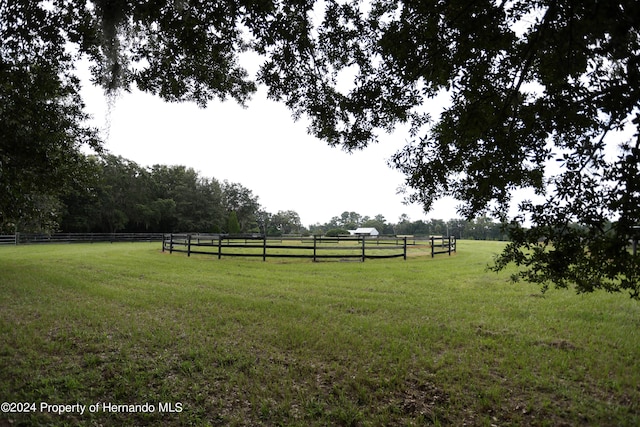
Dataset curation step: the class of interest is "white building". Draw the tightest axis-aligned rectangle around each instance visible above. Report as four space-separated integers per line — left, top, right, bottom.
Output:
348 227 379 236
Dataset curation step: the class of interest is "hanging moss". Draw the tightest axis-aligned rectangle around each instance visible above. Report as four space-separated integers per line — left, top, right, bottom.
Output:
93 0 130 92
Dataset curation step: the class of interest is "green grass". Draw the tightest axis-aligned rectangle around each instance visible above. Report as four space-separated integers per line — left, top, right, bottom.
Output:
1 241 638 426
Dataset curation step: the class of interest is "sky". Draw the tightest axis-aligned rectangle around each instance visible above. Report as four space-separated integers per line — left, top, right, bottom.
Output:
79 67 634 229
75 6 637 229
80 73 461 227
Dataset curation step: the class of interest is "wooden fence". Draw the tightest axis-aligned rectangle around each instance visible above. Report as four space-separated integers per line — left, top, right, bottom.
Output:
430 235 457 257
0 232 457 260
0 234 17 245
163 234 412 261
0 233 164 245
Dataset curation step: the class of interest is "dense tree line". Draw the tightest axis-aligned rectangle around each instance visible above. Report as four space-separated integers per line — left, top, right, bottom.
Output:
2 154 261 234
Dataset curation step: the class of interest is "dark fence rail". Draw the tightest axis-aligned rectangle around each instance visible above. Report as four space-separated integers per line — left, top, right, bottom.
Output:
0 234 16 245
163 234 456 261
0 233 164 245
163 233 410 261
430 235 457 257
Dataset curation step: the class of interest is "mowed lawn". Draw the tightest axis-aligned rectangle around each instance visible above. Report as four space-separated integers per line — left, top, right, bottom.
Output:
1 241 638 426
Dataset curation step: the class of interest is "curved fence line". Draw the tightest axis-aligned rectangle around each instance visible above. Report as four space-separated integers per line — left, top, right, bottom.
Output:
429 235 457 257
163 234 457 261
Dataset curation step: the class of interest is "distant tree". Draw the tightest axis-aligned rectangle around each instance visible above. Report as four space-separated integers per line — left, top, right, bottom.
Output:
398 214 410 224
358 214 390 235
94 155 142 233
7 195 63 234
325 228 349 237
428 219 446 236
308 223 328 236
191 177 225 232
361 218 385 234
336 211 362 230
392 214 410 235
447 219 467 240
271 210 302 235
326 216 341 229
227 211 241 234
256 210 272 236
150 165 225 232
54 155 101 233
393 221 409 236
222 181 260 233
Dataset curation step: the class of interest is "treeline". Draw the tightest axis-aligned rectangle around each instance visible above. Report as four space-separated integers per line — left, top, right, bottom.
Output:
308 211 508 240
4 154 265 234
4 153 508 240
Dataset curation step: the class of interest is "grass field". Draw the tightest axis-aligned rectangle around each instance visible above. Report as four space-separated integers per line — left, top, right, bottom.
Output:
1 241 638 426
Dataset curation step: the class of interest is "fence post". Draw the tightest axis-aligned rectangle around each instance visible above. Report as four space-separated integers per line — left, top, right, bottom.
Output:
263 234 267 262
169 234 173 254
162 234 165 252
187 234 191 257
403 237 407 260
313 235 317 262
361 236 366 262
431 236 434 258
218 235 222 260
448 236 452 256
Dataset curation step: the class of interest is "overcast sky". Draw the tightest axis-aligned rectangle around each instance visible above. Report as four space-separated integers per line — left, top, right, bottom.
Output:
80 73 461 227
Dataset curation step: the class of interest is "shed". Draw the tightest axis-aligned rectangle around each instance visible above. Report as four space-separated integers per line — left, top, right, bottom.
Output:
351 227 379 236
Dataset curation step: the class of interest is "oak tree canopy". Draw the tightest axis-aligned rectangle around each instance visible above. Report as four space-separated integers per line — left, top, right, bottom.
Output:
1 0 639 297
